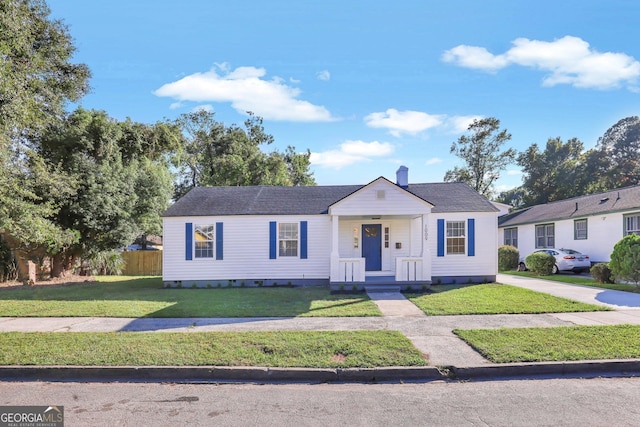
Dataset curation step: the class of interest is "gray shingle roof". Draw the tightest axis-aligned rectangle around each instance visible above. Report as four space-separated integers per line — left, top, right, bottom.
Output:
498 185 640 227
162 180 498 217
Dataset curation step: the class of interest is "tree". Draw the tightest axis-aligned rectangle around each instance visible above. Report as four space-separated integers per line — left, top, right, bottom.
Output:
38 108 177 276
0 0 90 280
515 137 586 206
444 117 515 198
494 186 526 210
0 0 90 146
609 234 640 286
587 116 640 191
173 110 315 199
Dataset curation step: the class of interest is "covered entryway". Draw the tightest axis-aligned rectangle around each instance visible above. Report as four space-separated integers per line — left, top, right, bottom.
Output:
327 176 433 289
362 224 382 271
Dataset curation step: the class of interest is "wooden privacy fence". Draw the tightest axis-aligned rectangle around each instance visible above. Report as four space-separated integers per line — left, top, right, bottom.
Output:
121 250 162 276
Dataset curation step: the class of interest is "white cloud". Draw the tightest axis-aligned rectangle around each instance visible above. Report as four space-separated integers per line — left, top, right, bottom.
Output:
365 109 445 136
310 140 395 169
154 64 335 122
506 169 522 176
316 70 331 81
425 157 442 165
495 184 519 193
169 101 184 110
442 35 640 90
364 109 482 136
441 45 508 72
446 115 483 133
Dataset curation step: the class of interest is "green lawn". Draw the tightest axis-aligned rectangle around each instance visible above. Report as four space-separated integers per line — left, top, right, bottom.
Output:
0 277 381 317
0 330 427 368
505 271 640 293
405 283 607 315
455 324 640 363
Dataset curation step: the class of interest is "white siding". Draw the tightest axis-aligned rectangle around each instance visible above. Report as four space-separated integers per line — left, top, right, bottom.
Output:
430 212 498 277
163 215 331 282
501 211 634 263
329 178 432 216
337 219 414 272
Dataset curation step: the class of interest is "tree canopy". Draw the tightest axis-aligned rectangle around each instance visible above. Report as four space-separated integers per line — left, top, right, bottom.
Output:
444 117 516 198
0 0 90 147
497 116 640 209
173 110 315 199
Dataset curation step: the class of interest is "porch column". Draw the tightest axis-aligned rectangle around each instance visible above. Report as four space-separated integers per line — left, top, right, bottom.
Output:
329 215 340 281
421 214 432 280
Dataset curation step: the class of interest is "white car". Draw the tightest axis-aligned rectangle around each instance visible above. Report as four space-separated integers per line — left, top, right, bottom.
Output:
520 248 590 274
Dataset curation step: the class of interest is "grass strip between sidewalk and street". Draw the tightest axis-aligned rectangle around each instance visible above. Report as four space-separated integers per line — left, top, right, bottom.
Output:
406 283 607 315
0 277 381 318
506 271 640 293
0 331 427 368
454 324 640 363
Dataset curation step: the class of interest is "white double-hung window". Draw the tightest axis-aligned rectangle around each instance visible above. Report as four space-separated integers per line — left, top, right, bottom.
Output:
278 222 299 257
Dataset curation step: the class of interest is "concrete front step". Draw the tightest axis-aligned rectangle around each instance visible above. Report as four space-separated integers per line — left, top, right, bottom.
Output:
364 285 401 293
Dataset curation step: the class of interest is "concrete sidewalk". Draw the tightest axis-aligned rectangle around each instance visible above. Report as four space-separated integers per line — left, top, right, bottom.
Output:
3 277 640 382
2 310 640 368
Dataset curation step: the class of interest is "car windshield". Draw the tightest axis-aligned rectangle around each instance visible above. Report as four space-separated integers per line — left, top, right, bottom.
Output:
561 249 581 254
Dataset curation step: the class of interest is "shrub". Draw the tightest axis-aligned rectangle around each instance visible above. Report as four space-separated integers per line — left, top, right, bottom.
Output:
590 263 613 284
610 234 640 285
525 252 555 276
498 245 519 271
86 250 124 275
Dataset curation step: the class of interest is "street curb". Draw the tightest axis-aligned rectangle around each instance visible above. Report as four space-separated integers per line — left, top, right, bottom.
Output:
450 360 640 380
1 361 640 383
0 366 444 383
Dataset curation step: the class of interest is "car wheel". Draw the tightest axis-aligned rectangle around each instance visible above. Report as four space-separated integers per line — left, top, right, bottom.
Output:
518 262 527 271
552 264 559 274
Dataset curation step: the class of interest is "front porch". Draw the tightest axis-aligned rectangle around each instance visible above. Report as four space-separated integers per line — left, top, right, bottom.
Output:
329 257 432 292
326 176 435 292
329 273 432 293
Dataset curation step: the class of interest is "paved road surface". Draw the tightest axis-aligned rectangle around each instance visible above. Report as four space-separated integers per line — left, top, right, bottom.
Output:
1 378 640 426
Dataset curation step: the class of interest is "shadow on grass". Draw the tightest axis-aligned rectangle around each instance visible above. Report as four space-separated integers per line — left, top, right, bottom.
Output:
0 276 378 319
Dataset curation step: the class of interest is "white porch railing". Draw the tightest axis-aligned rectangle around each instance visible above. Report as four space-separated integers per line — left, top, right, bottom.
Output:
395 257 423 281
336 258 365 282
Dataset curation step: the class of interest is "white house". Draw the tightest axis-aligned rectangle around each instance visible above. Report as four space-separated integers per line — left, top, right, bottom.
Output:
498 185 640 263
162 167 499 289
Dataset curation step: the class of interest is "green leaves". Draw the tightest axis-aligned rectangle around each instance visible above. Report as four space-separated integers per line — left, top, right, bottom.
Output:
444 117 515 198
173 110 315 198
610 234 640 285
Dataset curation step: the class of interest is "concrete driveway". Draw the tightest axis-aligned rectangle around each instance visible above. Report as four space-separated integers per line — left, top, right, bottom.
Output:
497 273 640 310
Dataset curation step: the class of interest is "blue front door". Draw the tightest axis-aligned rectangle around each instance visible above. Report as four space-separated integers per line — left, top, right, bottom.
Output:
362 224 382 271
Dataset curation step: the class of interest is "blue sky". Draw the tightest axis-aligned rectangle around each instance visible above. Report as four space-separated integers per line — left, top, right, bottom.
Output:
48 0 640 192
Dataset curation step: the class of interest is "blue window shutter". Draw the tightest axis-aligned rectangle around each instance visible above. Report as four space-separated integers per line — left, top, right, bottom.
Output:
269 221 277 259
300 221 308 259
216 222 223 260
437 219 445 257
185 222 193 261
468 218 475 256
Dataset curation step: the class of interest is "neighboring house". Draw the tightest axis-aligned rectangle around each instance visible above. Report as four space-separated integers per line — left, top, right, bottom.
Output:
498 185 640 263
162 167 499 289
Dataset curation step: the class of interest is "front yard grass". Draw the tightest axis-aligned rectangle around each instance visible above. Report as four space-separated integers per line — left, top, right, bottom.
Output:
506 271 640 293
406 283 607 315
455 324 640 363
0 330 427 368
0 277 381 318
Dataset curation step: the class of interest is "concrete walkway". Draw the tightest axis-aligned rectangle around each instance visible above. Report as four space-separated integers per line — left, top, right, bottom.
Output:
2 276 640 381
498 273 640 310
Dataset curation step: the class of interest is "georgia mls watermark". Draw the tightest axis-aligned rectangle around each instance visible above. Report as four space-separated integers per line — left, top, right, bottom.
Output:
0 406 63 427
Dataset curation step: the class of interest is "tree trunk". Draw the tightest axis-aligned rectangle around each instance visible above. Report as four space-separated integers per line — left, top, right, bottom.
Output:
51 251 74 278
